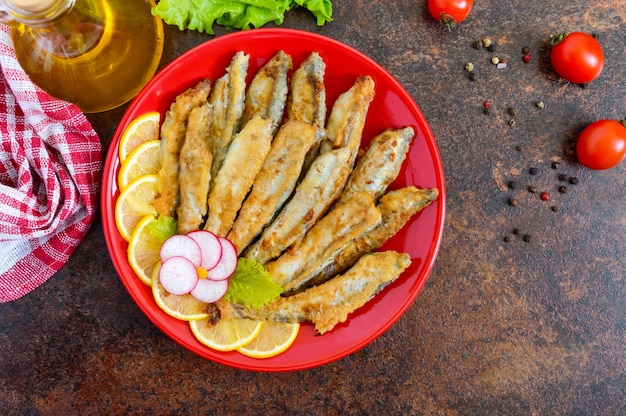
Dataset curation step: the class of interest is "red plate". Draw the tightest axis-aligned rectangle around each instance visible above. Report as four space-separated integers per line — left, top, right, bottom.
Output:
101 28 446 372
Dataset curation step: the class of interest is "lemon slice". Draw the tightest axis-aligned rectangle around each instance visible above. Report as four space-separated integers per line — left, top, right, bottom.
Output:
190 318 263 352
115 174 158 241
127 214 166 285
118 140 162 191
118 111 161 164
151 263 211 320
237 321 300 359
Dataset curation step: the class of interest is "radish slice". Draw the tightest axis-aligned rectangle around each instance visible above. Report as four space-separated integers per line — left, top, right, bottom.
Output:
190 278 229 303
187 230 222 271
159 256 199 295
160 234 202 267
206 238 238 281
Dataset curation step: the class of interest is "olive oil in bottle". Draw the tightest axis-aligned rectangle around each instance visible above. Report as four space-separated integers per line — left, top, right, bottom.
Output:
1 0 164 113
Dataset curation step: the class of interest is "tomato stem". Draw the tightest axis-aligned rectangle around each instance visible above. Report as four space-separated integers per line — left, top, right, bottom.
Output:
619 117 626 129
439 13 457 30
550 32 569 46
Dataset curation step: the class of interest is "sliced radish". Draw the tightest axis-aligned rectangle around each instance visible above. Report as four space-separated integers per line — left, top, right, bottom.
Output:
206 237 238 281
159 256 199 295
190 278 229 303
187 230 222 271
160 234 202 267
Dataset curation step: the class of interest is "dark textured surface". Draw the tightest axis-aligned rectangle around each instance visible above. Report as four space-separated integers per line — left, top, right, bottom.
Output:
2 1 625 414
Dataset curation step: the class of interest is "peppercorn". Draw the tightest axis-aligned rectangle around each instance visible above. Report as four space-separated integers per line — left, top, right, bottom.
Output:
491 57 500 65
504 236 510 243
468 72 476 81
551 161 560 169
558 173 568 182
522 47 530 54
508 107 517 116
569 177 579 185
523 234 531 242
535 101 545 109
558 185 568 194
483 38 493 47
522 54 531 63
540 192 549 201
487 43 497 52
529 167 538 175
473 40 483 49
508 198 518 206
508 181 517 189
513 228 521 235
551 206 558 212
465 62 474 72
516 145 523 152
528 185 536 193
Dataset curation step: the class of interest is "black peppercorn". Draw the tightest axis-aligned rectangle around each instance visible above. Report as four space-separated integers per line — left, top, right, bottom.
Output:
522 46 530 54
569 177 579 185
516 145 523 152
468 72 476 81
529 167 538 175
487 43 496 52
551 206 558 212
513 228 521 235
523 234 531 242
558 173 568 182
508 181 517 189
504 236 510 243
528 185 536 193
508 107 517 116
558 185 568 193
551 161 560 169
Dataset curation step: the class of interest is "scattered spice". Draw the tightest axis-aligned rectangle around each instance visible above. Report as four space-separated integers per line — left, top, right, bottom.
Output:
551 161 560 169
468 72 476 81
522 53 531 63
516 145 523 152
529 167 539 175
509 118 516 126
522 46 530 54
535 101 545 109
558 185 568 194
523 234 531 242
497 62 507 69
508 181 517 189
508 198 518 206
483 100 492 115
558 173 568 182
528 185 536 193
508 107 517 116
491 57 500 65
569 177 579 185
487 43 497 52
540 191 550 201
551 206 558 212
513 228 521 235
464 62 474 72
483 38 493 47
504 236 510 243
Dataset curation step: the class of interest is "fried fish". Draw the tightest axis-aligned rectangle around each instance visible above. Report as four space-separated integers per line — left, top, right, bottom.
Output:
203 115 274 238
265 191 382 294
338 126 414 205
154 79 211 217
208 52 249 186
241 50 292 128
243 146 352 264
227 120 324 253
176 103 213 234
286 52 327 127
217 250 412 334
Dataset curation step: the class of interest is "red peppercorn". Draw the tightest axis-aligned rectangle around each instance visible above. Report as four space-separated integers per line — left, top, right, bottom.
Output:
540 192 549 201
522 53 531 63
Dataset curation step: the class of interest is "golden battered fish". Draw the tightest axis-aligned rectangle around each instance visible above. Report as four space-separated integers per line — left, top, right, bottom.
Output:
265 191 382 293
241 50 292 128
227 120 324 253
286 52 327 127
243 146 353 264
338 126 414 205
203 115 274 238
320 75 375 166
176 103 213 234
305 186 439 288
218 250 412 334
154 79 211 217
208 52 249 186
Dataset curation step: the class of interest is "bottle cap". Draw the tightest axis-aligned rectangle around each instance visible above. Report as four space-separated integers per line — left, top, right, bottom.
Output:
6 0 57 13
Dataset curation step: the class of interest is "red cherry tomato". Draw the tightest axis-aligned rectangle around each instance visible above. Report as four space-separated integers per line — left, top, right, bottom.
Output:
550 32 604 84
428 0 473 29
576 119 626 170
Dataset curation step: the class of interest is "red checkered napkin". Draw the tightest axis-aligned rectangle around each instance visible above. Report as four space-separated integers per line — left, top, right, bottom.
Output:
0 25 102 302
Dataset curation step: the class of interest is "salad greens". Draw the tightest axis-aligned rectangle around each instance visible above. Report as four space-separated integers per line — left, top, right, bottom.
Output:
224 258 283 308
152 0 333 35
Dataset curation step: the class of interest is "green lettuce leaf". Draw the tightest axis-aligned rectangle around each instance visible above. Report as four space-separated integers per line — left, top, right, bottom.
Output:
152 0 332 34
224 258 283 308
147 215 177 243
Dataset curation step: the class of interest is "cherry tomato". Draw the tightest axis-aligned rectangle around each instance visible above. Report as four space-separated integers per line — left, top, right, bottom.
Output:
428 0 473 29
550 32 604 84
576 119 626 170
